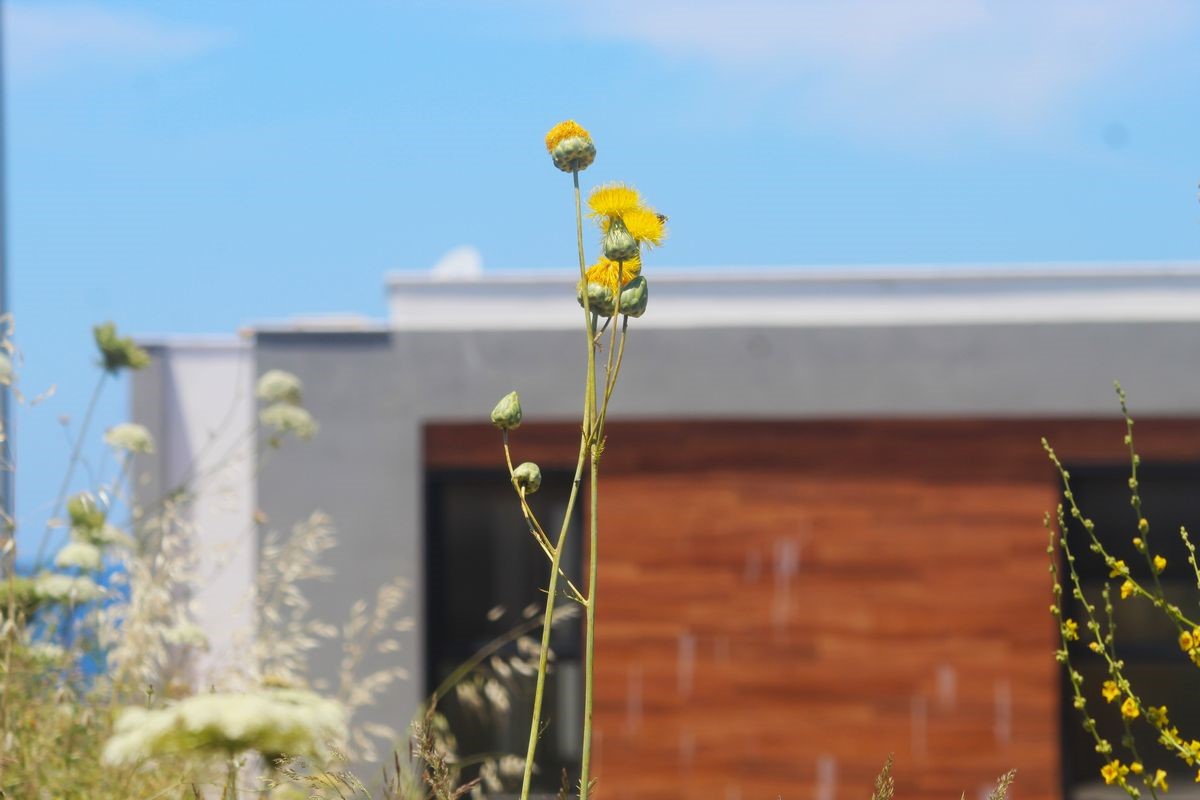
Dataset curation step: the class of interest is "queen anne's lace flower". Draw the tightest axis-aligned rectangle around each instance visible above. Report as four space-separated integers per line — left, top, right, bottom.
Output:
102 689 347 764
256 370 303 405
104 423 155 455
34 573 105 604
54 541 103 572
260 403 318 440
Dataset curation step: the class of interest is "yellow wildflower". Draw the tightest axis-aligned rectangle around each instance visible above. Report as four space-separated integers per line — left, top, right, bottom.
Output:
1102 680 1121 703
1102 760 1129 786
1063 619 1079 640
584 255 642 295
1133 536 1145 551
1154 555 1167 573
1151 770 1168 791
1089 641 1103 653
588 184 641 218
1121 579 1137 600
1121 696 1140 720
1110 560 1129 578
1130 762 1144 775
545 120 591 152
1181 631 1194 652
620 206 667 247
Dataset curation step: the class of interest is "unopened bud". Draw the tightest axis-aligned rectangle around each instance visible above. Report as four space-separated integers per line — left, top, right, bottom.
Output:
490 391 523 431
512 462 542 494
619 276 648 318
577 282 616 317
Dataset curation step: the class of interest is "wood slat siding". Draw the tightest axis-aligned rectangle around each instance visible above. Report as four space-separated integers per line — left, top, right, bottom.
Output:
425 419 1200 800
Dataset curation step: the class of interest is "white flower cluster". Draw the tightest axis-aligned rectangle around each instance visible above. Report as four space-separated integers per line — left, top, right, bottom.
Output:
102 689 347 765
256 369 318 440
256 369 303 405
34 573 105 604
103 422 156 455
53 541 103 572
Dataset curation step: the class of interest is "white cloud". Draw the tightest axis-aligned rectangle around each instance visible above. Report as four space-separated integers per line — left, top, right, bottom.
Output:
560 0 1196 136
4 2 228 82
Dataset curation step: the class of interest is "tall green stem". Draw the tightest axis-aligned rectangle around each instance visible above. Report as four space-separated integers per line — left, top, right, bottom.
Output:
518 170 597 800
579 445 599 800
34 371 107 568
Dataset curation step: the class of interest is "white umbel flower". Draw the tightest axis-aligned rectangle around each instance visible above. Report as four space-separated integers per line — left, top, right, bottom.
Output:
104 422 155 454
260 403 318 440
53 541 103 571
103 689 347 765
34 573 105 603
256 370 303 405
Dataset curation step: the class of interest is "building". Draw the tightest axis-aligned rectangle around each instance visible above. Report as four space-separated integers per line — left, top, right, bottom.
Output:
132 263 1200 800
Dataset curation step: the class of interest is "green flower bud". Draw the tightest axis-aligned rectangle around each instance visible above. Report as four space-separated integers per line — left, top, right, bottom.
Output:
512 462 542 494
67 493 106 532
93 322 150 374
602 218 639 262
490 391 523 431
577 281 616 317
619 276 648 318
551 137 596 173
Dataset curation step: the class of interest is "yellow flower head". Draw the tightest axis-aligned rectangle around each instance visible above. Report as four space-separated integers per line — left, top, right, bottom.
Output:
588 184 641 219
1154 555 1167 573
620 206 667 247
545 120 592 152
1063 619 1079 640
1120 579 1136 600
1133 536 1145 551
1102 760 1130 786
1102 680 1121 703
1151 769 1169 791
1130 762 1144 775
1121 696 1140 720
1110 559 1129 578
585 255 642 295
1088 641 1103 653
1181 631 1194 652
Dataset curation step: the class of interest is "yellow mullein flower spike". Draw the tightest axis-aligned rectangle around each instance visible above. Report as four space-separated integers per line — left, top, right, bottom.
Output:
588 184 641 218
1102 681 1121 703
585 255 642 295
1121 696 1140 719
621 206 667 247
545 120 591 152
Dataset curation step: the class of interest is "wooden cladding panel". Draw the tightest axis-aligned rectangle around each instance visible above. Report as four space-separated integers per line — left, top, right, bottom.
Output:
425 419 1200 800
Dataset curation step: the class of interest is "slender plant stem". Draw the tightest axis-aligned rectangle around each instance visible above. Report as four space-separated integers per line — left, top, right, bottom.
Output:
34 372 107 568
579 444 599 800
518 169 597 800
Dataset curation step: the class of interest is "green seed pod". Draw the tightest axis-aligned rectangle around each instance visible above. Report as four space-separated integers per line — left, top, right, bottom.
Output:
602 218 639 262
551 137 596 173
577 281 616 317
619 276 648 318
490 391 523 431
512 462 542 494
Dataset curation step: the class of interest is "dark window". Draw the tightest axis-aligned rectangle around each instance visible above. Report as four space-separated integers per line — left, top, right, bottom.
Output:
426 469 584 797
1060 462 1200 800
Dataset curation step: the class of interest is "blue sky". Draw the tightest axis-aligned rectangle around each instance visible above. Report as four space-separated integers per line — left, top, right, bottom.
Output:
5 0 1200 563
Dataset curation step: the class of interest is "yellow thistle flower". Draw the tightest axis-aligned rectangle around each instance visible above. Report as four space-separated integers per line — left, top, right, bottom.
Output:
1151 769 1168 791
588 184 641 219
585 255 642 295
1130 762 1144 775
1102 680 1121 703
1181 631 1194 652
1102 760 1129 786
544 120 595 172
620 206 667 247
1120 579 1136 600
1063 619 1079 640
1154 555 1167 573
545 120 591 152
1121 696 1140 720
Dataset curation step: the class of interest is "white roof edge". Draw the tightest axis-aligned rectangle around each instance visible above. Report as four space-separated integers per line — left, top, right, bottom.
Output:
385 260 1200 286
136 334 251 350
